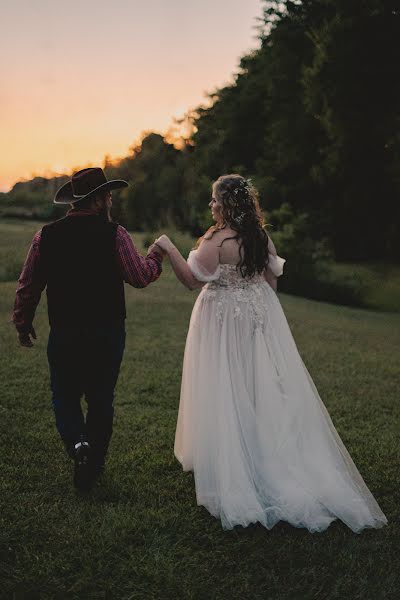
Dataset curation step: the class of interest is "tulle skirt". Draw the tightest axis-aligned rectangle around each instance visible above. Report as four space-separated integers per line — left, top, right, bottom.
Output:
174 279 388 533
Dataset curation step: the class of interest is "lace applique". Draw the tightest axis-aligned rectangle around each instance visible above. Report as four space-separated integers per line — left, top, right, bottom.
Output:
202 264 269 332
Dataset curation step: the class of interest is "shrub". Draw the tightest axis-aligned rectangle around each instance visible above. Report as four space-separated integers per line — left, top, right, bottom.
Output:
268 203 366 308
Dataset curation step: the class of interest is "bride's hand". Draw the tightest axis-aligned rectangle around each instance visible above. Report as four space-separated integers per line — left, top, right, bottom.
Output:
153 234 175 254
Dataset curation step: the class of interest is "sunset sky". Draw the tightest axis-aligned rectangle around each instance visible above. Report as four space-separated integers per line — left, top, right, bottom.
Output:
1 0 263 192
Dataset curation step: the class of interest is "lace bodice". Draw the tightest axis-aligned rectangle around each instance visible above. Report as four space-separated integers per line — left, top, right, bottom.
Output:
206 263 265 290
200 264 270 331
187 248 285 332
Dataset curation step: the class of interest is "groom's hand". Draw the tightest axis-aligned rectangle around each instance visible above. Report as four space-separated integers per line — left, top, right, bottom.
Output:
18 326 37 348
148 242 166 258
153 235 174 253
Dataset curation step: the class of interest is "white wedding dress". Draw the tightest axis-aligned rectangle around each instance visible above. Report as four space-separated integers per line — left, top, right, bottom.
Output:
174 237 388 533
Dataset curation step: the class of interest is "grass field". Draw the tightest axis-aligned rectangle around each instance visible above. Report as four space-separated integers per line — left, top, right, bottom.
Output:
0 220 399 599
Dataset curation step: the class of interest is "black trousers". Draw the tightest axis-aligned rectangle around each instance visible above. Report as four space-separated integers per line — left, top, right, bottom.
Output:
47 323 126 462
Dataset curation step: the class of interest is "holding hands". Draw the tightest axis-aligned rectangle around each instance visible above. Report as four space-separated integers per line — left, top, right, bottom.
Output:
147 242 165 257
150 234 201 290
152 234 175 254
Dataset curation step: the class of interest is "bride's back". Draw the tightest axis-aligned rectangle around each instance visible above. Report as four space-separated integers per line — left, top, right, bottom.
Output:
211 227 250 266
196 226 280 282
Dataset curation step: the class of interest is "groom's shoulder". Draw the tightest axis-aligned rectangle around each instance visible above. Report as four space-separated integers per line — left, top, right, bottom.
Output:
41 216 69 236
114 223 129 240
43 216 68 229
114 224 137 248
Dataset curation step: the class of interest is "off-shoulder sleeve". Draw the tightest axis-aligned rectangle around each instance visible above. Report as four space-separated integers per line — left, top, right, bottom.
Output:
267 253 286 277
267 235 286 277
187 249 221 282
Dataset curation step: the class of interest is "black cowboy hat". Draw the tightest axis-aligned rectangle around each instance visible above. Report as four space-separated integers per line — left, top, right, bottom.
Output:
54 167 128 205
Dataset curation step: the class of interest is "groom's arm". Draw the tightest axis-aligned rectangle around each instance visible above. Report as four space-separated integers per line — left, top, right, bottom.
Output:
12 230 47 345
116 226 163 288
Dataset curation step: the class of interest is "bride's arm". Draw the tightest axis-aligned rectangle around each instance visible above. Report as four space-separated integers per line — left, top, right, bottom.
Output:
264 235 285 291
154 235 220 291
166 246 205 290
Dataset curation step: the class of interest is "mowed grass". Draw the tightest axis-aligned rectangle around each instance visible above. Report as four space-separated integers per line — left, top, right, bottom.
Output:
0 221 399 599
0 220 44 282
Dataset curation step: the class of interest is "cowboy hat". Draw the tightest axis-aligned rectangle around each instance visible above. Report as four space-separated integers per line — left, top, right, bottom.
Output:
54 167 128 205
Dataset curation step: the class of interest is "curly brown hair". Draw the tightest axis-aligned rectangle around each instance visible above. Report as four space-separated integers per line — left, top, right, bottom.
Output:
197 174 271 278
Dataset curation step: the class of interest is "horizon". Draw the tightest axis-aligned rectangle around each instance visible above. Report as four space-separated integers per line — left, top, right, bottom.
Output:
1 0 263 193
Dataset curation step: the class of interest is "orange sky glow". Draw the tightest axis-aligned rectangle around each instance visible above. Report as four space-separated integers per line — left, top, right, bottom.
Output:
1 0 263 192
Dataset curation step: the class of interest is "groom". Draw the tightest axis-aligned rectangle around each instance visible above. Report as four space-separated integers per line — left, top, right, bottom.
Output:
12 167 164 490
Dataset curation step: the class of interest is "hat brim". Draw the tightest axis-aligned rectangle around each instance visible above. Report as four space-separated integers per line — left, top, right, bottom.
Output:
54 179 129 205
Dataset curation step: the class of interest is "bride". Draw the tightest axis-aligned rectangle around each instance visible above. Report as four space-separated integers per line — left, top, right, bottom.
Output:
154 174 388 533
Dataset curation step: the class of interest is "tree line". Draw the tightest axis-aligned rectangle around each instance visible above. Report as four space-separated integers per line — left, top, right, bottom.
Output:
2 0 399 266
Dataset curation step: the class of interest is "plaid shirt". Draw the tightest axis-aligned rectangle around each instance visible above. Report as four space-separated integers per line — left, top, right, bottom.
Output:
12 209 163 333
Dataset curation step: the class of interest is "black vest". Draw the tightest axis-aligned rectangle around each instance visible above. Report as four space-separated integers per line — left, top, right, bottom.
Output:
40 215 126 327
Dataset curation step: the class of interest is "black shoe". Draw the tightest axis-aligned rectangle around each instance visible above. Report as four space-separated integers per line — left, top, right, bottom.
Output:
90 461 105 484
73 439 92 491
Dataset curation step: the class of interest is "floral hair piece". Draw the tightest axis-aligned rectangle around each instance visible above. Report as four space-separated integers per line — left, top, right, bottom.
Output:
234 212 245 225
232 178 252 196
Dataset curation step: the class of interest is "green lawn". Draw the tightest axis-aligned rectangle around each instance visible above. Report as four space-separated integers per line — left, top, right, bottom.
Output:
0 222 399 599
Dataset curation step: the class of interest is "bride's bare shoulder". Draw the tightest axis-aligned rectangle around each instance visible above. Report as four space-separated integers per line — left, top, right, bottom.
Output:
202 227 237 244
213 227 238 242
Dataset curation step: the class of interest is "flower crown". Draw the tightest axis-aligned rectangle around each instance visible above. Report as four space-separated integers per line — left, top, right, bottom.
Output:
232 177 252 196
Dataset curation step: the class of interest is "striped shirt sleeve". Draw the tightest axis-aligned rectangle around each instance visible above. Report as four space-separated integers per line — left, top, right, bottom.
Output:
115 225 163 288
12 230 47 333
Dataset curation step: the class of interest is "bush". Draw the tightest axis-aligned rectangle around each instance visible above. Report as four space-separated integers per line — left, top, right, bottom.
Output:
268 203 366 308
0 190 64 221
